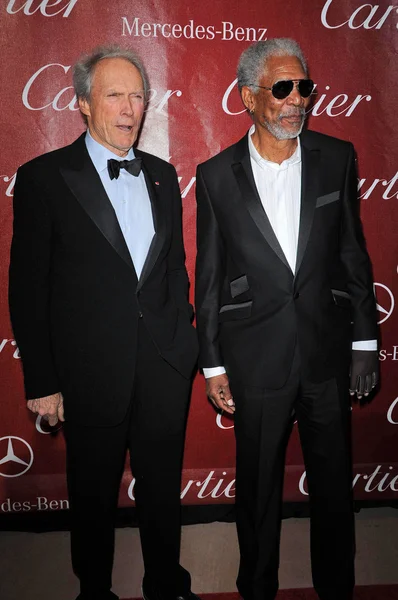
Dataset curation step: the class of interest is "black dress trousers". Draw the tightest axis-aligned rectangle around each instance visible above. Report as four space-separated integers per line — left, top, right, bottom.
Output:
64 319 192 600
232 348 355 600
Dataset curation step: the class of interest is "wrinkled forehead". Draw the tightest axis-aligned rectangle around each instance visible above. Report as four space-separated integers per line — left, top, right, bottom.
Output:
261 55 307 84
91 57 144 90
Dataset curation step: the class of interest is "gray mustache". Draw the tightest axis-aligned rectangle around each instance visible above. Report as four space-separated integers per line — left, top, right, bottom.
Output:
279 108 306 120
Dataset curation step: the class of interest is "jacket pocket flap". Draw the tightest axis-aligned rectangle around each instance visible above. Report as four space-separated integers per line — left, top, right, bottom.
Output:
316 191 340 208
331 289 351 308
219 300 252 322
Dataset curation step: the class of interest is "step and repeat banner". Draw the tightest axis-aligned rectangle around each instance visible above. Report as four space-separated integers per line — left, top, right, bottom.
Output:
0 0 397 514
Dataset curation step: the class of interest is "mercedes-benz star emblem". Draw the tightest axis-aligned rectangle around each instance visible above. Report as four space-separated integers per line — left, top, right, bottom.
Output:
374 282 395 325
0 436 34 478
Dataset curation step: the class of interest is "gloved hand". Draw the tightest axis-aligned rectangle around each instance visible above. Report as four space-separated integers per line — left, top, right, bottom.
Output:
349 350 379 399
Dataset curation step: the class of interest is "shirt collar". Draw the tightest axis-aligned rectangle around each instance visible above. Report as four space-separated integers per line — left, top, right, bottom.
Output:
85 130 136 174
248 124 301 171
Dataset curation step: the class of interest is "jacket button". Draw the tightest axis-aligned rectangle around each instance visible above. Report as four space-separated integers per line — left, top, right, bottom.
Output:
138 311 143 318
293 292 300 300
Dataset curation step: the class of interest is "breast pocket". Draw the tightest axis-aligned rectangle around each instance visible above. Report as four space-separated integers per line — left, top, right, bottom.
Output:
230 274 250 298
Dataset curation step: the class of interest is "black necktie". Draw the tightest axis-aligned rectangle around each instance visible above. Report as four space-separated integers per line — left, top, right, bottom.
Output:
107 157 142 180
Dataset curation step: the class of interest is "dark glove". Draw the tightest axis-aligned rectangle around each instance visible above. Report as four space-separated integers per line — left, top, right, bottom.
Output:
349 350 379 398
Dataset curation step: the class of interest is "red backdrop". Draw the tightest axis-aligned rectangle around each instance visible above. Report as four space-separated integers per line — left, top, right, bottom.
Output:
0 0 397 514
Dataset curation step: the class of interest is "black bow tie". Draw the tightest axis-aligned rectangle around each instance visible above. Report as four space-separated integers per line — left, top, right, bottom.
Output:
107 157 142 180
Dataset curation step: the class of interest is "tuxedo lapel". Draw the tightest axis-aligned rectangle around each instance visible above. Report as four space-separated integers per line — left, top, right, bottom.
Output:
60 135 135 272
135 150 167 291
232 136 291 272
295 137 320 275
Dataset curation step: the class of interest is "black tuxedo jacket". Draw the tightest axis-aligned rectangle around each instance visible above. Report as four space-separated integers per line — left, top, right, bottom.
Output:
9 134 198 425
195 129 377 388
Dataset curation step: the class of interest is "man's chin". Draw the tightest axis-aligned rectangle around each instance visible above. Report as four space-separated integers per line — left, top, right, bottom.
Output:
269 121 304 141
109 141 136 156
116 140 136 151
284 127 302 139
113 132 138 150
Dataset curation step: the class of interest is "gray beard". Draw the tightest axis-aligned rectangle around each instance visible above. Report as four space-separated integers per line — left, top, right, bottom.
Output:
263 113 306 140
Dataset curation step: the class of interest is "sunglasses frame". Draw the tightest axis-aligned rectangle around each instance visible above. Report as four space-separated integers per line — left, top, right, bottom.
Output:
249 79 315 100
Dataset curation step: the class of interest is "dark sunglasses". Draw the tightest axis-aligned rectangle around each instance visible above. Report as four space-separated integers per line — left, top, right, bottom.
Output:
251 79 315 100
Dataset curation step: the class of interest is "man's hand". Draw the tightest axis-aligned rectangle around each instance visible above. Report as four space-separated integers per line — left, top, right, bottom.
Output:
206 373 235 414
349 350 379 400
27 392 65 426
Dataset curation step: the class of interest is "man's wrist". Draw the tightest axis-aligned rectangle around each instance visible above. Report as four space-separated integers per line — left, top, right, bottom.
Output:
203 366 226 378
352 340 377 351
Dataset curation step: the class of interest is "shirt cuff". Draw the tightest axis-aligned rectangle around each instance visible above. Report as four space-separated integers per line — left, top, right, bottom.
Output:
203 366 226 378
352 340 378 351
203 343 377 376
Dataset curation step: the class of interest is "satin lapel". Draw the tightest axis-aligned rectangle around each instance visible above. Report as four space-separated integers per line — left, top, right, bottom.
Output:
136 155 166 291
232 139 291 272
60 137 135 271
295 142 320 275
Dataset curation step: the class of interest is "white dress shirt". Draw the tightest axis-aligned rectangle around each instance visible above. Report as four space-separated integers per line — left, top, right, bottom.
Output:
85 132 155 279
250 124 301 273
203 127 376 379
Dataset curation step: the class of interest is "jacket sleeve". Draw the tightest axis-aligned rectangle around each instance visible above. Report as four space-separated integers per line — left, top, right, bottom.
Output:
8 164 60 399
195 165 226 368
339 143 378 342
166 164 193 320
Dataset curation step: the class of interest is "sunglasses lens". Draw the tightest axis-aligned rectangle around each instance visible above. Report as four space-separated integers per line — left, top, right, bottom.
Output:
271 79 314 99
298 79 314 98
272 80 293 99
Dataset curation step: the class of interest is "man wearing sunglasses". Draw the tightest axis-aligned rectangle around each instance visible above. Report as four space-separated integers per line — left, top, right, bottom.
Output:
195 38 378 600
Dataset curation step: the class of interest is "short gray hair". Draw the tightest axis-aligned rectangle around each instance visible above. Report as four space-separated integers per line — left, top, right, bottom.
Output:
73 44 150 102
237 38 308 93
